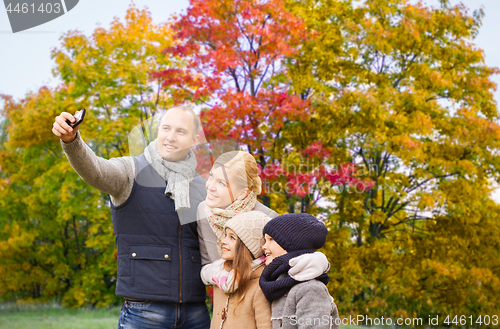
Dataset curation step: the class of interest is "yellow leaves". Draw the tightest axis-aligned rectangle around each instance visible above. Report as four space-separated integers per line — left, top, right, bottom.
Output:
428 70 451 90
392 134 420 150
2 90 60 149
0 224 34 253
441 179 472 205
412 111 433 134
59 183 71 204
370 210 387 224
325 226 351 245
417 193 435 210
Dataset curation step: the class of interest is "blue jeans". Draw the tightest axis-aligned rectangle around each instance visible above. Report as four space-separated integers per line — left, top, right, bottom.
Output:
117 299 210 329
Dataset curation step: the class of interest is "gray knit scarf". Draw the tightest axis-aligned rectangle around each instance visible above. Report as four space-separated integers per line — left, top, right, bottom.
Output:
144 139 197 211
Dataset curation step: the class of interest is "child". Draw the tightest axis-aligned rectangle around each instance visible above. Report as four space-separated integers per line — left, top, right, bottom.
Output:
259 213 340 329
202 211 272 329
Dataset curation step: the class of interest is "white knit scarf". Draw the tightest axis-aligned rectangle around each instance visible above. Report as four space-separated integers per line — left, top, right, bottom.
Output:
144 139 197 211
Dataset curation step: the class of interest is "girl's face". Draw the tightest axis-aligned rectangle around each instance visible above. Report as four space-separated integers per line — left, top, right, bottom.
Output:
262 234 287 265
221 228 238 260
205 165 248 209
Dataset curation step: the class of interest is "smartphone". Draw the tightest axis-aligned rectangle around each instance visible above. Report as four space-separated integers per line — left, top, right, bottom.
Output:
66 109 86 128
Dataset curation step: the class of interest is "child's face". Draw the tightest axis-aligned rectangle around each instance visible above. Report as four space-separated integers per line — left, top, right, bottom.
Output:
221 228 238 260
262 234 287 265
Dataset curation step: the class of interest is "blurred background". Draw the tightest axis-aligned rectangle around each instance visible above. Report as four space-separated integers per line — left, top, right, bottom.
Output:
1 0 500 328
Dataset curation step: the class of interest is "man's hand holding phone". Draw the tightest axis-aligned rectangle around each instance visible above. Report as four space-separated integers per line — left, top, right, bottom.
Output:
52 109 86 143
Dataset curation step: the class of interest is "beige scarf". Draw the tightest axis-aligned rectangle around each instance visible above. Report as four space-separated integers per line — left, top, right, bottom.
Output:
206 190 257 256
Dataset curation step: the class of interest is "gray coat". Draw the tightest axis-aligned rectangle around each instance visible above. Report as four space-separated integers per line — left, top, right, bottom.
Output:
271 279 340 329
197 200 278 265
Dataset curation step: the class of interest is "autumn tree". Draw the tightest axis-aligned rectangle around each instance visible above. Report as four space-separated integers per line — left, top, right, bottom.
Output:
158 0 373 214
159 0 339 212
0 5 181 307
287 0 500 322
289 0 500 240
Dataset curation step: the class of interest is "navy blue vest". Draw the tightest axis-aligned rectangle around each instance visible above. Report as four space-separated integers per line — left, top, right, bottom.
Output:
110 154 207 302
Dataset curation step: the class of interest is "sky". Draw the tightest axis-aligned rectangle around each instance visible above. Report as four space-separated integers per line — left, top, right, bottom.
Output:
0 0 189 100
1 0 500 101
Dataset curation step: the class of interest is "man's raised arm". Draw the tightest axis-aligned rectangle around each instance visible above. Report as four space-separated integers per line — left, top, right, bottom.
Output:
52 112 134 206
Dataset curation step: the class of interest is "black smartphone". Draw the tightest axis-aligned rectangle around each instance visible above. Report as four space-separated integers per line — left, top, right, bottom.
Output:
66 109 86 128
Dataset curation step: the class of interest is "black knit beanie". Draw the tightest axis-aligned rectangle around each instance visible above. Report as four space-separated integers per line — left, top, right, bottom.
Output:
262 213 328 252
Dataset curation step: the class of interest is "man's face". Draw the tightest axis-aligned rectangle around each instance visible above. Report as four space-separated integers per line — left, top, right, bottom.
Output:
157 108 199 162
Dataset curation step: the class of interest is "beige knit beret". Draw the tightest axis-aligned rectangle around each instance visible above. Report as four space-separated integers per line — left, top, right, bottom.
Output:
224 211 271 259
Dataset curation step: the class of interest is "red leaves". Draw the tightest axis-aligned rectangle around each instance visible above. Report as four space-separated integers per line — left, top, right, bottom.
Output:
301 141 332 160
325 163 374 191
198 90 308 146
156 0 312 150
153 0 375 202
260 159 374 198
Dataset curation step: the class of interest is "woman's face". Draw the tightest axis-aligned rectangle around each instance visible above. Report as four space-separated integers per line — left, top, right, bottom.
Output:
205 165 248 209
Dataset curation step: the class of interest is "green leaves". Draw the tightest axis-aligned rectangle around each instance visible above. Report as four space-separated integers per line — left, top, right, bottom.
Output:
0 5 179 307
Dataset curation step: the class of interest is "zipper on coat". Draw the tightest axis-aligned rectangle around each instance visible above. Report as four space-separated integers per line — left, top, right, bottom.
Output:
178 224 183 302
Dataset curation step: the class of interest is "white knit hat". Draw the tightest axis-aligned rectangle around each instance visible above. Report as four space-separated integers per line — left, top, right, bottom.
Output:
224 211 271 258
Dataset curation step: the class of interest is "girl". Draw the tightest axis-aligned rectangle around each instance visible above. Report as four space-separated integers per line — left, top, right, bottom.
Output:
259 213 340 329
202 211 273 329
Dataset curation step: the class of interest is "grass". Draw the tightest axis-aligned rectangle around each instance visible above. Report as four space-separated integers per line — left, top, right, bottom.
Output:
0 303 121 329
0 303 391 329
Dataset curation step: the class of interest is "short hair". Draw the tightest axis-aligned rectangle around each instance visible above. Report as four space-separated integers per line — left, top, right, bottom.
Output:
158 105 201 137
213 151 262 195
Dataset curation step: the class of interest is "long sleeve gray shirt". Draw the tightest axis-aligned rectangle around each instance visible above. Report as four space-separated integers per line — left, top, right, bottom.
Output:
61 132 134 206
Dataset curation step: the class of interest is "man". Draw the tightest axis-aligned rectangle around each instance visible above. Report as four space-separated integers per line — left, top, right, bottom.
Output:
52 106 210 329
